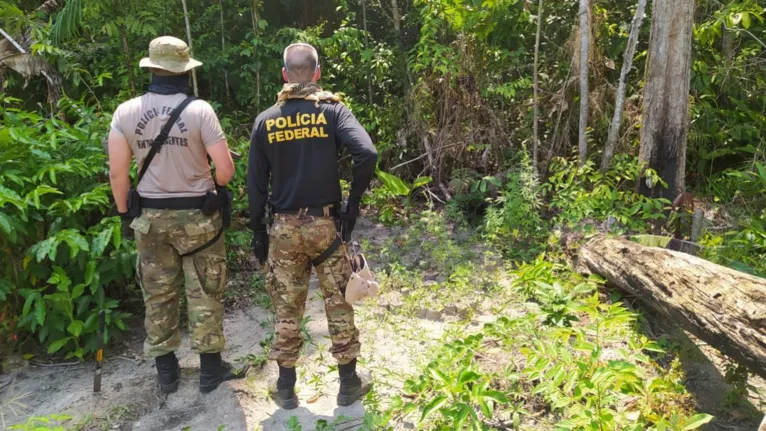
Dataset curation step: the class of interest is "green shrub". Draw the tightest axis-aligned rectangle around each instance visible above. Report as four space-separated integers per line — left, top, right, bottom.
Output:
700 162 766 276
543 155 670 233
482 155 547 260
0 96 133 359
8 414 73 431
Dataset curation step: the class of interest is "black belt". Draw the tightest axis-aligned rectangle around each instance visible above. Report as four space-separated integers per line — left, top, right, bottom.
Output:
274 206 337 218
140 196 206 210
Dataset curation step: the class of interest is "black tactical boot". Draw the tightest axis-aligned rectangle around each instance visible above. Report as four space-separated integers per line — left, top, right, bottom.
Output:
199 352 249 394
269 365 299 410
155 352 180 394
337 359 372 407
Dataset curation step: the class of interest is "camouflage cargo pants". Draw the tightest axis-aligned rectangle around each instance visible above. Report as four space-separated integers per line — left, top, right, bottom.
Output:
132 209 227 358
266 214 360 367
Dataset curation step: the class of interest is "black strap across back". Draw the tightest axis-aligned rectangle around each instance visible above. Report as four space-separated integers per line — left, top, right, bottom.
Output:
135 96 225 257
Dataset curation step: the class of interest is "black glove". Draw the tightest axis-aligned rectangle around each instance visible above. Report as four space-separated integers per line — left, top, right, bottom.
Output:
118 211 134 241
339 197 360 242
252 230 269 265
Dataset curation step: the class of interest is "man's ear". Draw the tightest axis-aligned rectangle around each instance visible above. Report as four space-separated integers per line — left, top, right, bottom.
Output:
282 67 289 83
313 65 321 83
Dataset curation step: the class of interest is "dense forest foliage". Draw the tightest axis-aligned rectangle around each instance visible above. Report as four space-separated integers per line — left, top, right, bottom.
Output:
1 0 766 429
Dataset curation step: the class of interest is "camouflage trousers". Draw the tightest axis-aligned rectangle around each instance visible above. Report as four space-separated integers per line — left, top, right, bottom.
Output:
132 209 227 358
265 214 360 368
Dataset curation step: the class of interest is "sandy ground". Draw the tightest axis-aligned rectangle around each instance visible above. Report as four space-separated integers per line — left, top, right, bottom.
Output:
0 281 459 431
2 218 765 431
0 219 457 431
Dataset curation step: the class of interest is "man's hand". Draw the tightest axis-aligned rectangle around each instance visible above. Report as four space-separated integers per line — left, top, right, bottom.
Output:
339 197 360 242
118 211 134 241
252 230 269 265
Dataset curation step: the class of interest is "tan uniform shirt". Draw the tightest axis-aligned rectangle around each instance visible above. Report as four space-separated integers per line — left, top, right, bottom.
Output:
110 93 225 198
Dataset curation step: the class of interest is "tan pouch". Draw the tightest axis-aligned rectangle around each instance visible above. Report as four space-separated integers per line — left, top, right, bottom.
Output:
345 254 380 305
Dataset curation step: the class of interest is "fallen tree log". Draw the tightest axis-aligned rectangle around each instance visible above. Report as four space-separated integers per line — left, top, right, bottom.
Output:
579 235 766 379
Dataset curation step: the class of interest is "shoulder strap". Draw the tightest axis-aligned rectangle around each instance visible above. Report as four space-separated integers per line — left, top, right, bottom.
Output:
136 96 197 186
179 228 223 258
312 236 343 267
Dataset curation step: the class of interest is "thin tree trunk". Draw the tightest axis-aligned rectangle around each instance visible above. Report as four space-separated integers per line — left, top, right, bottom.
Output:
639 0 695 200
601 0 647 172
391 0 413 89
219 0 230 104
251 3 257 33
532 0 544 171
180 0 199 97
577 0 590 166
391 0 401 34
722 25 735 64
361 0 373 104
120 27 135 96
253 1 262 111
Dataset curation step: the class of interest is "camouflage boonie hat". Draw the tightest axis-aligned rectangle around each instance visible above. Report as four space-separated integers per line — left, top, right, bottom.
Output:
139 36 202 73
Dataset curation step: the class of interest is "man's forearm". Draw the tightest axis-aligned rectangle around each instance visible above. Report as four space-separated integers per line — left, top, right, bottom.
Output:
110 173 131 213
349 151 377 199
249 192 268 231
215 170 234 187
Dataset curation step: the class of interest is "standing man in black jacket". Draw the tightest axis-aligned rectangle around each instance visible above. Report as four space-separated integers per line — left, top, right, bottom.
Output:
247 43 378 410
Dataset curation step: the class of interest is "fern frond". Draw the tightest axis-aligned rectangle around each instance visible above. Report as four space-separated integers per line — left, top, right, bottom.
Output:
51 0 82 44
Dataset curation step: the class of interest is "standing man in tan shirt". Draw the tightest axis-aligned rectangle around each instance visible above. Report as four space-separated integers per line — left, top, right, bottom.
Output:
108 36 247 394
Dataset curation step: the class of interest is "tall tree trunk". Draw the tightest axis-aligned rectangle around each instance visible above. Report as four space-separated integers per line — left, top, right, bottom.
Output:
532 0 544 171
601 0 647 172
219 0 230 104
577 0 590 166
391 0 413 89
120 27 136 96
361 0 373 104
180 0 199 97
639 0 695 200
252 0 262 111
391 0 401 34
722 25 735 64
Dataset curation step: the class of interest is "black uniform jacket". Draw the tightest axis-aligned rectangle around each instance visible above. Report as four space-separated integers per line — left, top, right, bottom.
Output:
248 98 377 231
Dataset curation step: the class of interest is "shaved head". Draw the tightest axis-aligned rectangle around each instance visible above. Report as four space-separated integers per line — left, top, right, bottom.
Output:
283 43 320 83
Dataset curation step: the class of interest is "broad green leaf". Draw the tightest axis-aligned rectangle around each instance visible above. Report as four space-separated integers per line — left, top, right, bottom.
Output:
683 414 714 430
643 342 665 353
23 292 37 317
413 176 433 188
67 320 84 337
0 212 11 235
34 237 59 262
92 227 113 256
630 235 671 248
376 169 411 196
478 397 492 417
47 337 71 354
457 369 481 385
742 13 751 29
85 261 96 285
35 297 46 325
420 396 448 422
482 390 509 403
755 162 766 184
454 403 471 430
71 283 85 300
428 367 449 385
